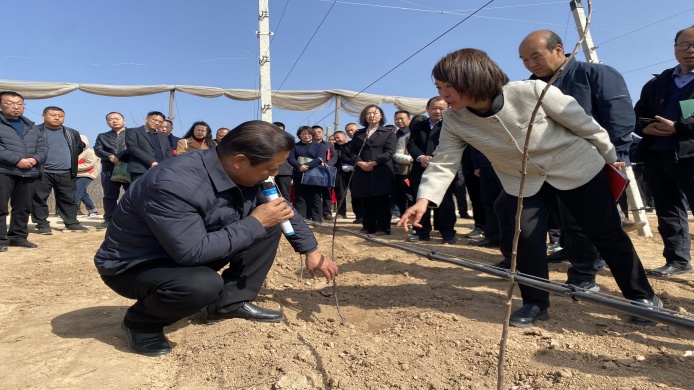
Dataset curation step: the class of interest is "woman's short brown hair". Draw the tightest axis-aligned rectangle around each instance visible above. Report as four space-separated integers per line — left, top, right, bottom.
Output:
432 48 509 102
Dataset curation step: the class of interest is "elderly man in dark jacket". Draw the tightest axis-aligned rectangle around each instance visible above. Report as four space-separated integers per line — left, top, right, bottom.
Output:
95 121 337 357
633 25 694 277
0 91 47 251
125 111 172 182
31 106 87 235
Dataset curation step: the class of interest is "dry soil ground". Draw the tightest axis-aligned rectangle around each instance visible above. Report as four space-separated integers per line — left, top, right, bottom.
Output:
1 213 693 390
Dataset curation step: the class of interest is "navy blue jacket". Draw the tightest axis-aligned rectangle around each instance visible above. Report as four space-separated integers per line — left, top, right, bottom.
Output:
0 114 47 178
529 57 634 164
633 67 694 161
287 141 328 181
94 148 318 276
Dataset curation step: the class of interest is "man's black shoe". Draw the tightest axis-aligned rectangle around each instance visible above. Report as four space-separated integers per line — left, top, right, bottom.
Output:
488 260 511 270
66 224 88 231
547 249 566 263
565 278 600 292
352 218 363 224
96 220 110 230
629 295 663 326
469 238 500 248
509 304 548 328
9 240 38 249
206 302 284 324
37 226 53 235
0 244 7 252
459 213 473 219
442 237 457 245
121 321 171 357
406 235 431 243
648 264 694 277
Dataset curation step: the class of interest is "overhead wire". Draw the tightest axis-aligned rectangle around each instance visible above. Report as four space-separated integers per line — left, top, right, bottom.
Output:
273 0 338 96
595 7 694 46
295 0 496 129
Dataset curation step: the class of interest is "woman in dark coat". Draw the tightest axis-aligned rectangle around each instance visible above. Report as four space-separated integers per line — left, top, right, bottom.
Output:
350 105 397 235
287 126 328 222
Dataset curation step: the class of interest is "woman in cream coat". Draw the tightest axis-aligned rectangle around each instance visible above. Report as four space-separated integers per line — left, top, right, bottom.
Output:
399 48 658 329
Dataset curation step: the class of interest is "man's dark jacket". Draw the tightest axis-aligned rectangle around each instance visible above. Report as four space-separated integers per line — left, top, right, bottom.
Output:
407 118 441 182
94 129 130 171
633 67 694 161
94 148 318 276
529 57 634 163
125 125 173 174
0 114 47 178
37 124 85 178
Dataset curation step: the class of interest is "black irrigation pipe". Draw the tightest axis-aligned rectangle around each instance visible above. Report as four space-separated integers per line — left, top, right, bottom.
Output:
308 221 694 332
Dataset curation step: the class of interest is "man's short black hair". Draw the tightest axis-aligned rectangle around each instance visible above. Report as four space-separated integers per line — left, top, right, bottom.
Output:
0 91 24 101
43 106 64 115
163 119 173 126
105 111 124 120
147 111 165 120
217 121 294 165
311 125 324 131
272 121 286 130
394 110 410 117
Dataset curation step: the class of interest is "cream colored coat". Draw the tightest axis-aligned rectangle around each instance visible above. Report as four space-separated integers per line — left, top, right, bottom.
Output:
418 80 617 206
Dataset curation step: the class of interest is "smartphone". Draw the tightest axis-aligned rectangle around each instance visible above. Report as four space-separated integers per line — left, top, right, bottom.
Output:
638 117 658 127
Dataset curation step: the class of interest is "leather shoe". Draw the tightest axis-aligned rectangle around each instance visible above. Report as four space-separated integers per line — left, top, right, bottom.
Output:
373 231 389 236
442 237 457 245
509 304 548 328
121 321 171 357
9 240 38 248
629 295 663 326
469 238 499 248
0 244 7 252
407 235 431 243
648 264 694 277
206 302 284 323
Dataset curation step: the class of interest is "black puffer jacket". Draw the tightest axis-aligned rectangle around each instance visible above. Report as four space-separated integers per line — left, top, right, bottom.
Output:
37 124 85 178
0 114 47 178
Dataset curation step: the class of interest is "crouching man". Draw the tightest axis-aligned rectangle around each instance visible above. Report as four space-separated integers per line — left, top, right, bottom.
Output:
94 121 338 356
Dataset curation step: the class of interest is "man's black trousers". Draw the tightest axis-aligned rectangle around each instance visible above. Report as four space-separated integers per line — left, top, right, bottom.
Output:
0 174 37 244
101 225 282 332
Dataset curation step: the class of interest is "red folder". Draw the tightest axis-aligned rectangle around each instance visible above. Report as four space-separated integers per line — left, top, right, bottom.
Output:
604 164 629 201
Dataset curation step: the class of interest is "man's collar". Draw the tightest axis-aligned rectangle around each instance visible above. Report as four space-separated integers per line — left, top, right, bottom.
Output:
673 64 694 77
202 148 238 193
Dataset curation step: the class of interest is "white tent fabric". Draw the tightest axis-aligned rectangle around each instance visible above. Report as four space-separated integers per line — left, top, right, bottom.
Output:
0 79 428 114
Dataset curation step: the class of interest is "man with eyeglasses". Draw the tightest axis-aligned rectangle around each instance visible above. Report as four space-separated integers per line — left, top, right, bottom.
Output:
0 91 47 251
633 25 694 277
125 111 173 182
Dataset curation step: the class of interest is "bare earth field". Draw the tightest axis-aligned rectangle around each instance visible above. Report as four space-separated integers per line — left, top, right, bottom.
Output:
1 213 693 390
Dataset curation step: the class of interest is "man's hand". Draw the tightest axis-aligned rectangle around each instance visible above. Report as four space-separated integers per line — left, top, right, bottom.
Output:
150 162 159 168
250 198 294 228
15 158 34 169
396 198 429 233
305 251 338 283
643 116 676 137
357 161 376 172
611 161 626 171
108 155 121 164
299 165 309 172
419 155 433 168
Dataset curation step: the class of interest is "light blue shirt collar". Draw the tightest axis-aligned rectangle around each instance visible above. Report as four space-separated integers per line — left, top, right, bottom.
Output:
672 65 694 88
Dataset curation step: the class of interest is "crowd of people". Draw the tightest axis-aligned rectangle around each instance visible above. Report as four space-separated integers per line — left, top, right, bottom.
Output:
1 25 693 355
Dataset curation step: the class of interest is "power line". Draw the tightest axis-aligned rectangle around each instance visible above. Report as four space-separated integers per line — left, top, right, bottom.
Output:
273 0 338 95
595 7 694 46
622 59 676 75
294 0 497 129
270 0 291 45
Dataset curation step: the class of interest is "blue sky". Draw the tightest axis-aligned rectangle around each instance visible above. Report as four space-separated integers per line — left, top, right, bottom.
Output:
1 0 692 143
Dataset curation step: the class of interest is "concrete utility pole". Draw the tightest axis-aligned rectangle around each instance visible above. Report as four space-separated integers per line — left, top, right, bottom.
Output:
570 0 652 237
258 0 273 122
570 0 600 63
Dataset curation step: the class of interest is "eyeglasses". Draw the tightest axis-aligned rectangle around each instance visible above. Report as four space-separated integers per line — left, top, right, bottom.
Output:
675 43 694 51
